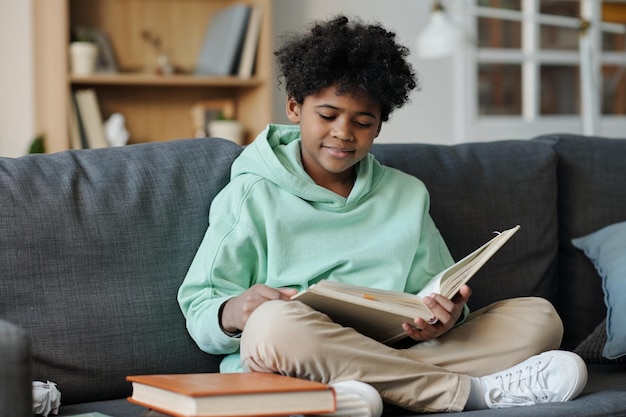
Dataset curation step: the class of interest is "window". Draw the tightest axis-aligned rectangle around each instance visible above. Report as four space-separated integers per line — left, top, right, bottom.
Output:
460 0 626 140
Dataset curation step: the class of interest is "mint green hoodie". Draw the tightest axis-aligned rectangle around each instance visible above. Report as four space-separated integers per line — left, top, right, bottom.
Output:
178 124 454 372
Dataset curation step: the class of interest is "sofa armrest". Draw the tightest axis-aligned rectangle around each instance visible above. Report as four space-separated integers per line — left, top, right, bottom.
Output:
0 320 32 417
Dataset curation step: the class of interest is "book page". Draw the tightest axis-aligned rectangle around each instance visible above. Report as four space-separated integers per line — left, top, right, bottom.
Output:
416 225 520 298
292 284 430 344
315 280 421 303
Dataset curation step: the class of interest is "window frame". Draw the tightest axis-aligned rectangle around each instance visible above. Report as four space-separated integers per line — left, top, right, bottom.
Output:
455 0 626 142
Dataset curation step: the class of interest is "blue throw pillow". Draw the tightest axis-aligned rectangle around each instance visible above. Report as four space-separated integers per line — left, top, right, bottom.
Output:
572 221 626 360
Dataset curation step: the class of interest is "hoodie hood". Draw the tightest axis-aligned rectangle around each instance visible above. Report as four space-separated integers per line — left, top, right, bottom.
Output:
230 124 380 210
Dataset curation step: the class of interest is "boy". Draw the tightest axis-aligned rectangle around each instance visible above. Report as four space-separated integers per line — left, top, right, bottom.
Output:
178 16 586 415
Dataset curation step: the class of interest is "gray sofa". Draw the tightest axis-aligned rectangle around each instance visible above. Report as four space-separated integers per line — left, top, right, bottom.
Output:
1 133 625 417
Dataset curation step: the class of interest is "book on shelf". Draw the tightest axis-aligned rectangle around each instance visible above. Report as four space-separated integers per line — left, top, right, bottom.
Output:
126 372 336 417
74 89 110 149
292 225 521 345
237 4 263 79
67 94 86 150
195 4 251 76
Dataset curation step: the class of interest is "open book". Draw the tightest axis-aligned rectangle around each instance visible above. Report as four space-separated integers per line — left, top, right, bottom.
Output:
291 225 520 345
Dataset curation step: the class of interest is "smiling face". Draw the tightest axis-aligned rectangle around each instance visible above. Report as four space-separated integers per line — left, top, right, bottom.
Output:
286 85 382 195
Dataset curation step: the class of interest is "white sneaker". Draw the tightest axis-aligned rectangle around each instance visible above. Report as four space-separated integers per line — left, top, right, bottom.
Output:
480 350 588 408
322 380 383 417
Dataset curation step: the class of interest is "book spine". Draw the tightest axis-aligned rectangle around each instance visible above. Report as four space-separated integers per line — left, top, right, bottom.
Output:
237 5 263 78
74 89 109 149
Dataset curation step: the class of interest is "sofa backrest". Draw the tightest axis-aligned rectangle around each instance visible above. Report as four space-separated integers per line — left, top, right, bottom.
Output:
0 138 241 404
371 140 559 312
536 134 626 348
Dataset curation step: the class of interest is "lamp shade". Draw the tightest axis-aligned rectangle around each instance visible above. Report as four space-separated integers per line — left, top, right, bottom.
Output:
415 9 464 59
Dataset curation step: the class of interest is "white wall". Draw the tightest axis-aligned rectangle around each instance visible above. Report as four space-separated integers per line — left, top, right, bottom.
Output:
272 0 459 144
0 0 35 157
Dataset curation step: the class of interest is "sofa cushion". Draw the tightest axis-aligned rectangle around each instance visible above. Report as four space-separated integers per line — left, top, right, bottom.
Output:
0 138 241 404
371 140 558 312
575 319 626 364
537 134 626 349
572 221 626 360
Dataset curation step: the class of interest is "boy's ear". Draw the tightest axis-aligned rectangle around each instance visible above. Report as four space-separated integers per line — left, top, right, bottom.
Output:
286 96 301 123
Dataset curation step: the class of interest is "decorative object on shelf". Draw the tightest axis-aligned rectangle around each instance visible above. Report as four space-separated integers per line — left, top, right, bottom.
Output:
69 41 98 75
72 26 118 73
190 99 236 138
104 113 130 147
208 119 244 145
141 29 174 75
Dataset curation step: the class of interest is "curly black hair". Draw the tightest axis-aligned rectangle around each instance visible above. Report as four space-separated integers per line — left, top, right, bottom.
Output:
274 15 419 122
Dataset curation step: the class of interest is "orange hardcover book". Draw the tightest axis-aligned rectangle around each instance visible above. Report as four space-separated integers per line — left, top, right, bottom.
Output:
126 372 336 417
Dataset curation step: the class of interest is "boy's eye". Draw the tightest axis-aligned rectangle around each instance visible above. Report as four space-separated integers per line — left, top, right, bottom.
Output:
317 113 373 128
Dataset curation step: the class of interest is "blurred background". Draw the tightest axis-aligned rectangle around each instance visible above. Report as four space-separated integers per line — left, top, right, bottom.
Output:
1 0 625 157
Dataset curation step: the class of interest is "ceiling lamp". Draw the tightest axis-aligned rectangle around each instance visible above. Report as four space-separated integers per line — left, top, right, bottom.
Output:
415 0 465 59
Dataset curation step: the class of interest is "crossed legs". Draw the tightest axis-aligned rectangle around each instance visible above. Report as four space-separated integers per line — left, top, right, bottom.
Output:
240 297 562 413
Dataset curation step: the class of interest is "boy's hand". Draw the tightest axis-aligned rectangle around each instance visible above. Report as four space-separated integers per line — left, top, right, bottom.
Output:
220 284 297 334
402 284 472 342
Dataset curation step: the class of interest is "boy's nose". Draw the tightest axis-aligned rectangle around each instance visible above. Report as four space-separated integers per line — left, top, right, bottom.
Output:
331 120 354 141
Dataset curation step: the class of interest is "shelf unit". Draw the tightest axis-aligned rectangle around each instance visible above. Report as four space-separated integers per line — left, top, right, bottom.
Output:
33 0 273 153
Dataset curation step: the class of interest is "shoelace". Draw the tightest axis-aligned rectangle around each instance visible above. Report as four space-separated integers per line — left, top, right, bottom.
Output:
485 360 558 408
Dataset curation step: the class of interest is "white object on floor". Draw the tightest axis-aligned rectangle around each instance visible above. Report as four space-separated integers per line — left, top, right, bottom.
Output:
32 380 61 416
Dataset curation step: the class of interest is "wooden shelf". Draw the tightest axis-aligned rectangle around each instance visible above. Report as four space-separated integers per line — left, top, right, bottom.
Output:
69 73 264 87
33 0 274 153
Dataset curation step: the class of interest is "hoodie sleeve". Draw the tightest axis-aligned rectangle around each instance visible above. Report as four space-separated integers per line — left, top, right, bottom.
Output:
407 213 455 291
177 188 265 355
405 188 470 323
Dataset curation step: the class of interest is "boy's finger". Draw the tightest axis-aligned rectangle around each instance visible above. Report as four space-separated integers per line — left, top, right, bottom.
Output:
278 287 298 298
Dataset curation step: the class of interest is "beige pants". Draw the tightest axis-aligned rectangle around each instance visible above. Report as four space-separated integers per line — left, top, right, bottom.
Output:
240 297 563 413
